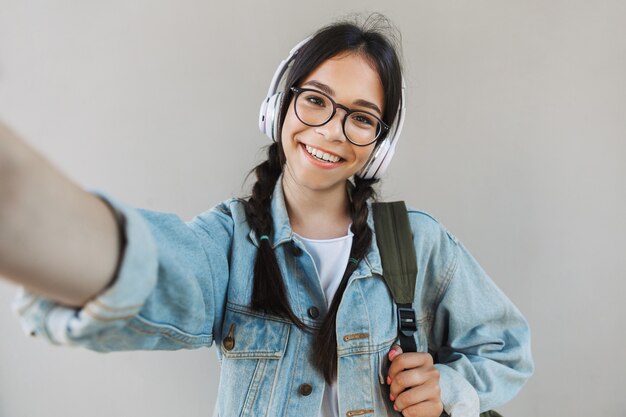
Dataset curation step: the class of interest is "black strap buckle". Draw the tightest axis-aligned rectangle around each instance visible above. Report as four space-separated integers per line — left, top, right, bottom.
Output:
397 306 417 337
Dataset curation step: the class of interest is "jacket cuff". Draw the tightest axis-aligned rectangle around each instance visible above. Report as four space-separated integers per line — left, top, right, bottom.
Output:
435 364 480 417
12 188 159 345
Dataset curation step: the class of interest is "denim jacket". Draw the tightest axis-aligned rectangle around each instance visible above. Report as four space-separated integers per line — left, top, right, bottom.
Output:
13 178 533 417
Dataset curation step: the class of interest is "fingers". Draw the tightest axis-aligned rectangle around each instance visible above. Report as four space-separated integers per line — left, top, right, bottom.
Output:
388 365 439 400
398 398 443 417
388 348 434 381
391 378 443 417
386 346 442 417
389 343 403 358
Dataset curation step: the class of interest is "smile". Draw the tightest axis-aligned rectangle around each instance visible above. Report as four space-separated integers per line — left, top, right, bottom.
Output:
303 144 342 163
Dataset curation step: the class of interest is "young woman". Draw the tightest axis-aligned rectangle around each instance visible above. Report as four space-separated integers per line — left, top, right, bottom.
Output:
1 16 533 417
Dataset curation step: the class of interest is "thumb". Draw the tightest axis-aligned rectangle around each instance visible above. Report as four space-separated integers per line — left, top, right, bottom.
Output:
388 344 403 361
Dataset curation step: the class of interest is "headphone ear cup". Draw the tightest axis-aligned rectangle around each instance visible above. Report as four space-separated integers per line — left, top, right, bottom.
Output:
357 137 392 179
357 94 405 179
259 92 283 141
371 137 397 179
258 96 270 136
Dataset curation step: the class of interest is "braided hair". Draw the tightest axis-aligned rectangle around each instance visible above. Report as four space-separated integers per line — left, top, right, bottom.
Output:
243 14 402 383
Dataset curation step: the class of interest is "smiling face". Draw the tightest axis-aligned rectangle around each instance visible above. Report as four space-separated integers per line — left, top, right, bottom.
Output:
280 52 385 195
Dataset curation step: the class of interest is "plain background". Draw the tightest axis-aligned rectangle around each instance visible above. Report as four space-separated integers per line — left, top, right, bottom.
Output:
1 1 625 416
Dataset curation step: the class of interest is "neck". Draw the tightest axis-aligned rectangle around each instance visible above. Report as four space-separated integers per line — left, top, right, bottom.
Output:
282 174 352 240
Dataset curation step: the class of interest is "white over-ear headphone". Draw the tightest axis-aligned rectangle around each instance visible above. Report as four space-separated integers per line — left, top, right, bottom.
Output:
258 37 406 180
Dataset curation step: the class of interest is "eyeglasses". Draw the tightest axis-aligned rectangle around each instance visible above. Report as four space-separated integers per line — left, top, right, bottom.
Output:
290 87 389 146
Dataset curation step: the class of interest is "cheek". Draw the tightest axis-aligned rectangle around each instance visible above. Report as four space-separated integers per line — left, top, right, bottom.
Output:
280 102 300 141
356 146 375 164
280 113 301 159
280 115 294 140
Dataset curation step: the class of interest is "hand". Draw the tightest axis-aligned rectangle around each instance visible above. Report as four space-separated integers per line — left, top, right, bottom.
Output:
386 344 443 417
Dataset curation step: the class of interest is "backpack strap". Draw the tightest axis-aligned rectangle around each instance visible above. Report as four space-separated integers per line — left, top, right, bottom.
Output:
374 202 504 417
372 201 418 353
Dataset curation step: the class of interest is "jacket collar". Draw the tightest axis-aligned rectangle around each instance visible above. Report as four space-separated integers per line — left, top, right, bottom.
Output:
247 175 383 278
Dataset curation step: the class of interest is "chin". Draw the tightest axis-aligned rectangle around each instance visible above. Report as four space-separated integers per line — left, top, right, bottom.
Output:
286 165 349 192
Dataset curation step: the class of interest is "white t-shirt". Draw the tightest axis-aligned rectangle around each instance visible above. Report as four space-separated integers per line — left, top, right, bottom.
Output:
295 226 353 417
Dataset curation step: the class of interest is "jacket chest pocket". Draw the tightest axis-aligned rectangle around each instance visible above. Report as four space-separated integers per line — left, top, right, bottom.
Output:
218 305 290 417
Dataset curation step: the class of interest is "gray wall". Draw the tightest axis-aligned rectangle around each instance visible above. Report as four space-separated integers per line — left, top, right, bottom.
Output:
1 1 625 416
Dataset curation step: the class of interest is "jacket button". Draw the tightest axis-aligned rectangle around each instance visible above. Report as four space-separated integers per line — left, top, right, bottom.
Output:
291 242 303 257
223 323 235 351
223 336 235 351
299 383 313 396
307 306 320 319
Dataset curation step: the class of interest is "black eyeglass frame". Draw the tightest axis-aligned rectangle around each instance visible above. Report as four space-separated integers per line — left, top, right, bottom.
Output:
290 86 390 147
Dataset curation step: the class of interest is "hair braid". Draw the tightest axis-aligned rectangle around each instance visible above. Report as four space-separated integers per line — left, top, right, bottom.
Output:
243 143 310 331
244 15 402 366
312 175 379 383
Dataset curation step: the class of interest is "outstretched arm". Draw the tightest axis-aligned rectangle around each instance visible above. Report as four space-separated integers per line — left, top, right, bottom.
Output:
0 120 123 307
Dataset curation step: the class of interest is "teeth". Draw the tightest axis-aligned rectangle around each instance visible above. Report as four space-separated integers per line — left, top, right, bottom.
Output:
305 145 340 163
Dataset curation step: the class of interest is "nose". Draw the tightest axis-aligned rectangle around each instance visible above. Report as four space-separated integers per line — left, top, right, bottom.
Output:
315 108 347 142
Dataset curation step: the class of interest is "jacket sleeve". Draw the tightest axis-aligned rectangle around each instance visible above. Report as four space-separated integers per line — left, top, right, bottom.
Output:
12 189 232 352
428 231 534 416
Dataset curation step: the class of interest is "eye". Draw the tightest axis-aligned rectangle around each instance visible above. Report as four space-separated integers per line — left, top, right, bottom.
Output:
304 94 326 107
351 113 376 127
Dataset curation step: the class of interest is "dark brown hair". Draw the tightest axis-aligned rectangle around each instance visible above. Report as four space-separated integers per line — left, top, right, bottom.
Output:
243 14 403 383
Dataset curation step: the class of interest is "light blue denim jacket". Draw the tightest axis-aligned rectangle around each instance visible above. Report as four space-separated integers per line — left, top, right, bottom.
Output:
13 178 533 417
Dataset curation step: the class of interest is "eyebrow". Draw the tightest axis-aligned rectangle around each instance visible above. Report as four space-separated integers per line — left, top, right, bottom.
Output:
301 80 383 116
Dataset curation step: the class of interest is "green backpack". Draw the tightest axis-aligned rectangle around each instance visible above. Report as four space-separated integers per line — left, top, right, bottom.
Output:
372 201 502 417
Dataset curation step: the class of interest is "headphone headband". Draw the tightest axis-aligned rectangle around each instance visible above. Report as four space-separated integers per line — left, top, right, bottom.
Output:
258 36 405 179
264 37 312 100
